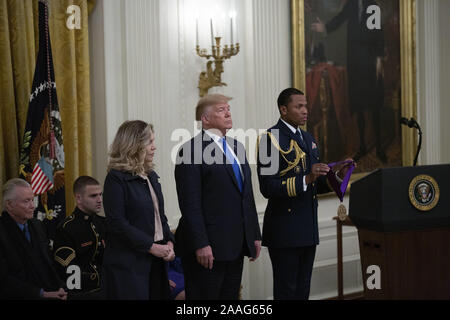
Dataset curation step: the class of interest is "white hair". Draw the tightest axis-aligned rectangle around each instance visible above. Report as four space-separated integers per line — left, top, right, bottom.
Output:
2 178 31 211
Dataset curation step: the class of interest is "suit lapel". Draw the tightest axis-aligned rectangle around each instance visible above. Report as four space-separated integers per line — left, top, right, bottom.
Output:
148 172 163 212
28 219 51 264
241 162 251 194
201 130 221 162
301 130 314 171
234 140 249 191
201 131 243 193
223 137 242 193
277 120 310 154
300 129 313 156
277 119 296 143
2 213 31 252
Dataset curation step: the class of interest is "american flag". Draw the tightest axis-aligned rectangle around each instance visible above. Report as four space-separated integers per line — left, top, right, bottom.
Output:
31 157 54 195
19 0 65 243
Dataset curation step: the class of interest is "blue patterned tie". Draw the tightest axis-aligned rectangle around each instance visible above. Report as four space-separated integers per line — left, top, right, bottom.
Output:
222 137 243 192
23 223 31 243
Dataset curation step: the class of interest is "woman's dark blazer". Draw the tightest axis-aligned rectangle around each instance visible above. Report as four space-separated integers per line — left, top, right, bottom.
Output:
102 169 174 300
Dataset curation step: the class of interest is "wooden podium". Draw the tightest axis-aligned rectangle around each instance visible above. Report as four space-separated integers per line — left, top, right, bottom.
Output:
349 164 450 299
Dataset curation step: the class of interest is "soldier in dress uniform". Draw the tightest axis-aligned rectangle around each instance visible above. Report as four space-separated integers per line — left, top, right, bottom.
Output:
53 176 106 299
257 88 353 300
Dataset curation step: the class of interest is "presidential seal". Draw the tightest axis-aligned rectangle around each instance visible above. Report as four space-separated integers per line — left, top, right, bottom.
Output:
408 175 440 211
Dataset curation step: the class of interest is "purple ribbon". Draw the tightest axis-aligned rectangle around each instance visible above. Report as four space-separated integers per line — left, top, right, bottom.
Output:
326 160 355 202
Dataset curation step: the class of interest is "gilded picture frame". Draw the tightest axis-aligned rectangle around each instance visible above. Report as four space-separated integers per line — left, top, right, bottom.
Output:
291 0 417 186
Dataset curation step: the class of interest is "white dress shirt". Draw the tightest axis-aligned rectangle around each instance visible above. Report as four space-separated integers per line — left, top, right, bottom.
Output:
204 129 244 180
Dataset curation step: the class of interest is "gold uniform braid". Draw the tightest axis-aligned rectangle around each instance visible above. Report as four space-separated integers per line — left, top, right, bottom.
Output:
257 132 306 177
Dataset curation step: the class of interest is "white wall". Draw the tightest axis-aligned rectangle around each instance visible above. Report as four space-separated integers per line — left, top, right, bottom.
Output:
417 0 450 165
438 0 450 163
89 0 449 300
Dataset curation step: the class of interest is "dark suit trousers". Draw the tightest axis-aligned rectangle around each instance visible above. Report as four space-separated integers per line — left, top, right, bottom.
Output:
268 245 316 300
182 254 244 300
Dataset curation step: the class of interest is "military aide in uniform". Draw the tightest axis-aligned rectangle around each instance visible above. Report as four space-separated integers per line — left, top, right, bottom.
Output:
257 88 353 300
53 176 106 299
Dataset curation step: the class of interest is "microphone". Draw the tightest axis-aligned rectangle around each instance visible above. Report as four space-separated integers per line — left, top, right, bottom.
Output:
400 117 422 167
400 117 418 129
400 117 410 126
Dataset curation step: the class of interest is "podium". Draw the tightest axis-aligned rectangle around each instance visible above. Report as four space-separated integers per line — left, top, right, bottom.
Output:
349 164 450 299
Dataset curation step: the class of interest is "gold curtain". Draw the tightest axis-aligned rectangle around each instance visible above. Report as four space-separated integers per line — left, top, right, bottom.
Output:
0 0 95 214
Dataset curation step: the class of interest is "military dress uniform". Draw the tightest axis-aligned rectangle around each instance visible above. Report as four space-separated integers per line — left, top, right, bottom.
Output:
257 119 331 299
53 207 106 297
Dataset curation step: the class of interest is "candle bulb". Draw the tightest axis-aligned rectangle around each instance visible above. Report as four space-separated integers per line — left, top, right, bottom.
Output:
196 19 199 46
210 19 214 47
230 17 234 44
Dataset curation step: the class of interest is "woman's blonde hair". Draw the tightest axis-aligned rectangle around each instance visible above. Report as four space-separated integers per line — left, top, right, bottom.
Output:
107 120 154 175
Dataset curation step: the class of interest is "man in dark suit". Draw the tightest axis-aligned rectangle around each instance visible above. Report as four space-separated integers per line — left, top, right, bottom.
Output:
312 0 386 162
0 223 10 287
0 178 67 300
257 88 352 300
175 94 262 300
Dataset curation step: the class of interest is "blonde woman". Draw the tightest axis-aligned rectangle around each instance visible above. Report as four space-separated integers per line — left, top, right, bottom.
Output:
102 120 175 300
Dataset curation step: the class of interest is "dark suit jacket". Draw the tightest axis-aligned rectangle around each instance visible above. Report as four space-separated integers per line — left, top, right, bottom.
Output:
0 212 63 299
174 131 261 261
326 0 385 111
0 239 7 288
257 120 330 248
102 169 175 299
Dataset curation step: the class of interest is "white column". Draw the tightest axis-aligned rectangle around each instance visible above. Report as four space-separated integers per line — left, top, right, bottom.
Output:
89 0 129 185
124 0 161 121
245 0 291 213
417 0 442 165
439 0 450 163
246 0 291 131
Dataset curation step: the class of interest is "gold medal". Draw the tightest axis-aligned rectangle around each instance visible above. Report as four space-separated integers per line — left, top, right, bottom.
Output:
338 204 347 221
295 166 301 174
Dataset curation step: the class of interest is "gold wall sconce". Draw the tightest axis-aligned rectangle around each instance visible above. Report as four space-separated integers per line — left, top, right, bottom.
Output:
196 16 239 97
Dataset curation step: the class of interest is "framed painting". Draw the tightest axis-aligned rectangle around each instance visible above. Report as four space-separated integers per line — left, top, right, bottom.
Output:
291 0 417 179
